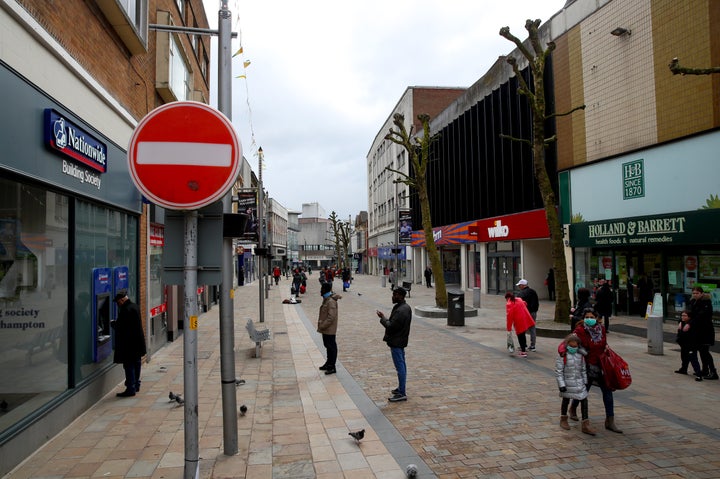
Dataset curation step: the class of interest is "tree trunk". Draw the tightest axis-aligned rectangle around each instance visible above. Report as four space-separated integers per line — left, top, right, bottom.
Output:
417 171 447 308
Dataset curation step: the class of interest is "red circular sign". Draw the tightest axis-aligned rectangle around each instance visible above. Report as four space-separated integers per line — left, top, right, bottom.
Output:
128 102 241 210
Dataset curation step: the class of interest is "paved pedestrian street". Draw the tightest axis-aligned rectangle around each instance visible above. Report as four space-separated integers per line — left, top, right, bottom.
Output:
7 273 720 479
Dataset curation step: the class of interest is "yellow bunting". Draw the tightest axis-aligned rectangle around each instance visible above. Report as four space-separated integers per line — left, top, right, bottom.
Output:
232 46 243 57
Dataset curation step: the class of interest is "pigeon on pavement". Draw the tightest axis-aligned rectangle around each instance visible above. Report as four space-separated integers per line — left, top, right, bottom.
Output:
348 429 365 442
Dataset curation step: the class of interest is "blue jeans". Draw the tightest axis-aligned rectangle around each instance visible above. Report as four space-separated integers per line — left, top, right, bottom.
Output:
123 359 142 393
390 347 407 395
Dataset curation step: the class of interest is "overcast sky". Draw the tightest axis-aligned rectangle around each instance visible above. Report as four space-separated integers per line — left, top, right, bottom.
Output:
203 1 563 221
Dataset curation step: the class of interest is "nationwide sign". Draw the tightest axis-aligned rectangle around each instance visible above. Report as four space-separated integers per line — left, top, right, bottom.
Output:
44 109 107 173
569 209 720 247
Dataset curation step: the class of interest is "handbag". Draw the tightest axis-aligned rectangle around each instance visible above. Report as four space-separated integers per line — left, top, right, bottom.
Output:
343 281 350 289
506 332 515 353
600 347 632 391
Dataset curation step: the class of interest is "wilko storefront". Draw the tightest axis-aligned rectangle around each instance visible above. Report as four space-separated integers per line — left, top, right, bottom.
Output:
412 209 552 296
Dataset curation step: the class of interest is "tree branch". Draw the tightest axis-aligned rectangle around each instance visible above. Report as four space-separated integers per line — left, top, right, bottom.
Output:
499 134 532 147
548 104 586 119
669 57 720 75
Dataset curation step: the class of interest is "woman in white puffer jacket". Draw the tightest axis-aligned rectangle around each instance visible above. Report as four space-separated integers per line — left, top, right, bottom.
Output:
555 334 595 435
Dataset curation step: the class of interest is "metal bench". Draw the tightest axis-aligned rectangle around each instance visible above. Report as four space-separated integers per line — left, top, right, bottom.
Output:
245 319 270 358
402 281 412 297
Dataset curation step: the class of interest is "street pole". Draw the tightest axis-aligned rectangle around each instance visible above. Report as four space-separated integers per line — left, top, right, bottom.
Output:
258 148 265 322
183 211 199 479
394 180 399 285
217 0 238 457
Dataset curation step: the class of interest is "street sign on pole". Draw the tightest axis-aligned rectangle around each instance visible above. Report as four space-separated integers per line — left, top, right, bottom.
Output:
127 101 241 210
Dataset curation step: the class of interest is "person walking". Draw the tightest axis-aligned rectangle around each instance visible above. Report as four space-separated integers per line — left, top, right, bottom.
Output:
570 287 593 331
112 293 147 397
570 308 623 433
388 268 396 290
516 279 539 351
690 286 718 380
674 310 704 381
505 291 535 358
341 267 351 292
376 287 412 402
546 268 556 301
594 279 613 332
556 333 595 435
273 266 281 285
317 282 341 375
424 266 432 288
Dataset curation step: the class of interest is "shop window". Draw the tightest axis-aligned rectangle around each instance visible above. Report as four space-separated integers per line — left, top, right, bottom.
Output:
0 179 69 438
73 201 137 383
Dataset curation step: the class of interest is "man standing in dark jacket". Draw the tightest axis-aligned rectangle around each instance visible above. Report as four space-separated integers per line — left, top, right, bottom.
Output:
516 279 539 351
112 293 147 397
377 287 412 402
690 286 717 379
595 279 613 332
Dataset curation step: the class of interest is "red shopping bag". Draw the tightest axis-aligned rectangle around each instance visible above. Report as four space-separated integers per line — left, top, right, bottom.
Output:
600 347 632 391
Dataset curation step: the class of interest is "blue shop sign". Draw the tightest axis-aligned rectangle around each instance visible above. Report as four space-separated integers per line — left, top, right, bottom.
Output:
44 109 108 173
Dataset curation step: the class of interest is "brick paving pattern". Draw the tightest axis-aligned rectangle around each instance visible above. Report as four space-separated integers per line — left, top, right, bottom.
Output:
6 273 720 478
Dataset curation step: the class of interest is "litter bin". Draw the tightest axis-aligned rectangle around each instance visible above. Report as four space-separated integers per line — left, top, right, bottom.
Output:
647 316 664 355
380 275 387 288
447 289 465 326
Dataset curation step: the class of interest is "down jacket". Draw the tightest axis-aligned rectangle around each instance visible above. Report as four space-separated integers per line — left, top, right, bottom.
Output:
555 347 588 400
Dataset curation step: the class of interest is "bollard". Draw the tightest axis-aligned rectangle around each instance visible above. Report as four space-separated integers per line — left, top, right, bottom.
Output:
380 275 387 288
647 316 664 355
473 287 481 308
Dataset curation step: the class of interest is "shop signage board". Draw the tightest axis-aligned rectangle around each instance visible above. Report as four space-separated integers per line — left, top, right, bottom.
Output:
569 209 720 247
127 101 241 210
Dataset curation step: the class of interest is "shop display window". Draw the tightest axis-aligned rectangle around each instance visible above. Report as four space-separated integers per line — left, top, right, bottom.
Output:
0 179 69 436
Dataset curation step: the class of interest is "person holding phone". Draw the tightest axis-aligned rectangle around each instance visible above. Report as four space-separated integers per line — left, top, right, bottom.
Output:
377 287 412 402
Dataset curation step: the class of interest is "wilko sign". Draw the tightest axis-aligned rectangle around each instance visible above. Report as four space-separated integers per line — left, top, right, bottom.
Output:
44 109 107 173
474 209 549 242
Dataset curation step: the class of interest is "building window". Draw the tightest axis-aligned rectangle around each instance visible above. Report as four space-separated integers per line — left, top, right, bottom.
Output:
96 0 149 54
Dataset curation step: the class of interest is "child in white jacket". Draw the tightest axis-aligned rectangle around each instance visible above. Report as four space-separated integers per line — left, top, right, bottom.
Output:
556 334 595 435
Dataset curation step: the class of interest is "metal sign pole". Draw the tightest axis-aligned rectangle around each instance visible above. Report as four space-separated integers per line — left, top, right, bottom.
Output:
258 148 265 322
217 0 238 456
183 211 199 479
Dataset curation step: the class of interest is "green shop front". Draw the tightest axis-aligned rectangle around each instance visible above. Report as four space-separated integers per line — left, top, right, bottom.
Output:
569 210 720 322
562 129 720 323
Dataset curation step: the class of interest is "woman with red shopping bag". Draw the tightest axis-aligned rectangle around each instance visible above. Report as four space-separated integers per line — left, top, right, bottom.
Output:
570 308 623 433
505 292 535 358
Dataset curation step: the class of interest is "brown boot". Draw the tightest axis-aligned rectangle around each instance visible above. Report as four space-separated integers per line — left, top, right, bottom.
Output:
559 415 570 430
581 419 596 436
605 416 623 433
568 405 579 421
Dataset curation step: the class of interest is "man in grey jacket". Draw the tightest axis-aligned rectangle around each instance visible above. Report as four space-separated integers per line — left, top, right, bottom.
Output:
377 287 412 402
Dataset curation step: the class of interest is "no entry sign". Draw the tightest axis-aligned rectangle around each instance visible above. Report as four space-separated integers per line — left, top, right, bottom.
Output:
128 101 242 210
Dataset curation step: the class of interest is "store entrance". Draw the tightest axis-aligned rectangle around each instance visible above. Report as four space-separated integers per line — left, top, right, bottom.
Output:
487 255 519 294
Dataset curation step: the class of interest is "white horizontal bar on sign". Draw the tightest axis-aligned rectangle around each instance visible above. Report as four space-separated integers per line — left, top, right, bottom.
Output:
136 142 232 166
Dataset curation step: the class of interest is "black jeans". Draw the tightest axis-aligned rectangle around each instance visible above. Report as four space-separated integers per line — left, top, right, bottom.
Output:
322 334 337 368
699 344 716 375
561 397 588 420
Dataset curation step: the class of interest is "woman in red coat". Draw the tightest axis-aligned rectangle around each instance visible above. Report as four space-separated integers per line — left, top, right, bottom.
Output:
505 292 535 358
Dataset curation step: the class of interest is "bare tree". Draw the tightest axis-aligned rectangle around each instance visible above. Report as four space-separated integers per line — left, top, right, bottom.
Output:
328 211 352 269
669 57 720 75
499 19 585 323
385 113 447 308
